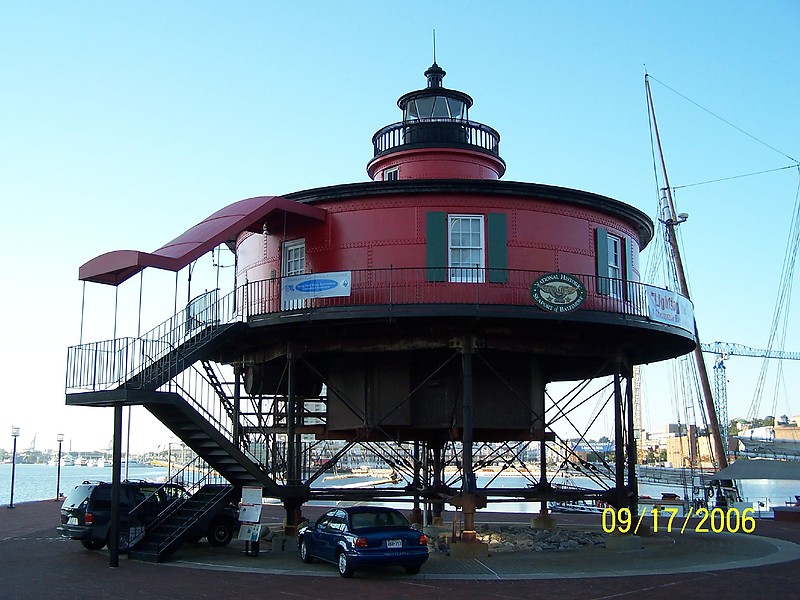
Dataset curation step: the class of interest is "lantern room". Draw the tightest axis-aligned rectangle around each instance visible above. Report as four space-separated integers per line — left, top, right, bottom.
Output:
367 62 506 181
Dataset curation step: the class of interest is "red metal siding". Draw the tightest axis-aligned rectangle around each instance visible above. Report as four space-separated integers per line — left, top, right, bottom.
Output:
368 148 504 181
237 192 644 296
236 231 269 282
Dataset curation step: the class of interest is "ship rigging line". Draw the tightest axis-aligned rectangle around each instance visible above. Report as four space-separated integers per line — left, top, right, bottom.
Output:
748 166 800 422
671 164 798 191
646 74 799 164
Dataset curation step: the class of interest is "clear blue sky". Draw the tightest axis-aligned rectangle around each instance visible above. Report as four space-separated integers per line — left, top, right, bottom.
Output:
1 1 798 453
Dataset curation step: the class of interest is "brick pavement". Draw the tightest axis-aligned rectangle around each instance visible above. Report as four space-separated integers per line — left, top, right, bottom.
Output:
3 500 800 599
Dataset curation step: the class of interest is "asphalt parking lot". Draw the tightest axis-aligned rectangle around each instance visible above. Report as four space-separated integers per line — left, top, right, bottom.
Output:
5 500 800 599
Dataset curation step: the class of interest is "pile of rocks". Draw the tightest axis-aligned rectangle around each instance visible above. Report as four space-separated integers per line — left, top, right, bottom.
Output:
474 524 607 553
424 523 607 554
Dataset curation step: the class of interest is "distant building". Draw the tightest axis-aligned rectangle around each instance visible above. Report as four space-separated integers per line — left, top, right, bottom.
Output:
666 425 714 468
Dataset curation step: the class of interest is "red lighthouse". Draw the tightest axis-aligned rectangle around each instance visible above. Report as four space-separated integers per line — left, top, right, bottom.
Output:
69 63 695 560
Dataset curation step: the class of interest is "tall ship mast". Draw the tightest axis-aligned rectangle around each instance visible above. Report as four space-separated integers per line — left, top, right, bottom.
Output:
644 74 729 470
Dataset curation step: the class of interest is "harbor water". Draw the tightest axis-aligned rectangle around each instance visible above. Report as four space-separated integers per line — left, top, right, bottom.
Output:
2 463 798 515
0 463 170 506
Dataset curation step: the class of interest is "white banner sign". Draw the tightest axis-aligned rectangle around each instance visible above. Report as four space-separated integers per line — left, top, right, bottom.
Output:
646 288 694 332
282 271 352 302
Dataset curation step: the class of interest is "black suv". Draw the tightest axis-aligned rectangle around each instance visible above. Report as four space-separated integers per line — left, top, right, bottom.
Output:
57 481 239 551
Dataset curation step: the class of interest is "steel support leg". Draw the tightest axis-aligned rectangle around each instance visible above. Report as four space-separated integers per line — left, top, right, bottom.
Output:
287 351 298 485
460 335 478 540
461 335 476 495
109 403 123 568
233 366 241 447
539 438 550 519
613 367 626 508
432 442 444 523
625 364 638 514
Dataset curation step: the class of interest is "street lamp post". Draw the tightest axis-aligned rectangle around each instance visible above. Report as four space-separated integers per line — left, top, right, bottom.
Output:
166 442 183 482
8 427 20 509
56 433 65 500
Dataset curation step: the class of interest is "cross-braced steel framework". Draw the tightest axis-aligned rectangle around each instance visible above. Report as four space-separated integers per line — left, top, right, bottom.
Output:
202 340 640 530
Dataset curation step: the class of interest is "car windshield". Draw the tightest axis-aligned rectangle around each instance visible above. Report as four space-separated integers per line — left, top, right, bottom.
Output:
349 510 409 531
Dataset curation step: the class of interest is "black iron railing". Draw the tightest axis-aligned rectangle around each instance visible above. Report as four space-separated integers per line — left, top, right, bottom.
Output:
372 119 502 158
127 455 231 551
66 268 692 394
239 267 692 328
65 288 237 392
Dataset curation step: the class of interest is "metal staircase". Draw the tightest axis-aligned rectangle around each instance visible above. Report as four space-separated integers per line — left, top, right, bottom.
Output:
66 289 293 562
66 288 240 393
125 322 243 391
129 483 238 563
200 358 237 420
65 316 278 493
143 391 280 495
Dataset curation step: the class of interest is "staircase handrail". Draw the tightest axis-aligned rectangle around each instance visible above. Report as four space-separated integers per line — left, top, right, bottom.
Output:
128 455 220 520
131 455 234 553
159 363 268 470
66 287 240 392
130 456 220 524
135 287 235 357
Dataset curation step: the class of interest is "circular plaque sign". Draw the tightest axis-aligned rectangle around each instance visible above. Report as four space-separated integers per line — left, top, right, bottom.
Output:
530 273 586 313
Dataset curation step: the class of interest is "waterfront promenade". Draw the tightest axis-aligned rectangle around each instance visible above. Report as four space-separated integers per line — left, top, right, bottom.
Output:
4 500 800 599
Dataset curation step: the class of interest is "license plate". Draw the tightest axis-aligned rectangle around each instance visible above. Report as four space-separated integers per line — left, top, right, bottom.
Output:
387 539 402 548
68 517 78 525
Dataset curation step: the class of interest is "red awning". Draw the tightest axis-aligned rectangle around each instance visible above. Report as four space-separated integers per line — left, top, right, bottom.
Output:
78 195 327 285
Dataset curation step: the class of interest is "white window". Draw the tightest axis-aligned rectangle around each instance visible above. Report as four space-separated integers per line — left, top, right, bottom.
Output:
448 215 485 283
384 167 399 181
282 239 305 310
282 239 305 277
607 234 622 298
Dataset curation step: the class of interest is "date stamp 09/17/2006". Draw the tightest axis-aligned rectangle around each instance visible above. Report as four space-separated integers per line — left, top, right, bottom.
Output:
601 506 757 535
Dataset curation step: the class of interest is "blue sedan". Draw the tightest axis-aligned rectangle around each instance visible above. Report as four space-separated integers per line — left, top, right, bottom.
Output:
298 506 429 577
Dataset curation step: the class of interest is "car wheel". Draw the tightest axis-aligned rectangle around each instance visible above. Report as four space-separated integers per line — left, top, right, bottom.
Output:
337 550 354 578
81 539 106 551
113 530 130 553
300 538 314 563
207 519 234 547
404 565 421 575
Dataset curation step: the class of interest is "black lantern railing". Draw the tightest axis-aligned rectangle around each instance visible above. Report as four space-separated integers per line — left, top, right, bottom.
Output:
372 119 502 159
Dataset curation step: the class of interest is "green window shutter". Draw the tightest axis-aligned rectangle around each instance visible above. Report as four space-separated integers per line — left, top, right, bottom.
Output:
426 211 447 282
624 237 635 300
487 213 508 283
595 227 610 295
